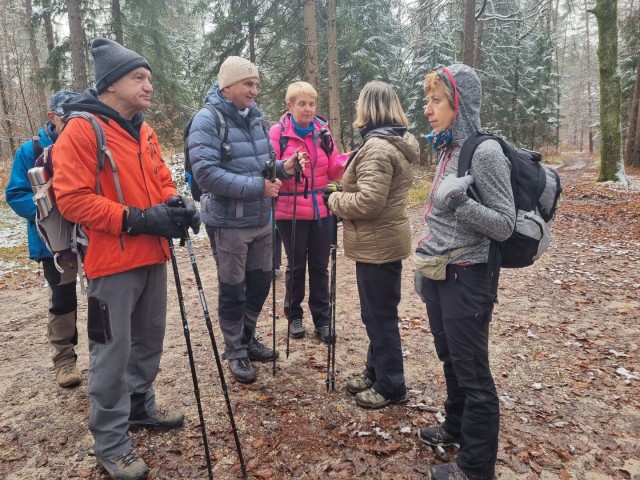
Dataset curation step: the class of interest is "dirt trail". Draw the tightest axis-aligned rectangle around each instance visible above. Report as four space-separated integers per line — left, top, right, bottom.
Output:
0 153 638 479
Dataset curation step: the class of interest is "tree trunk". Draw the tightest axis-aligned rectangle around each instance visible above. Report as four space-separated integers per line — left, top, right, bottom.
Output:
463 0 475 66
302 0 319 94
474 18 483 69
67 0 88 91
326 0 342 151
0 63 16 156
511 46 520 144
590 0 626 183
24 0 47 122
42 0 61 91
112 0 123 45
585 0 594 154
624 62 640 166
633 99 640 167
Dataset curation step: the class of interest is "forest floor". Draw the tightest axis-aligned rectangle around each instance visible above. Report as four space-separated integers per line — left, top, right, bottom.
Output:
0 152 639 480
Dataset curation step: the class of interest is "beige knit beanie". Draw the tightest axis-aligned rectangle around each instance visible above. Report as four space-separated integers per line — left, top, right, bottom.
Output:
218 56 259 89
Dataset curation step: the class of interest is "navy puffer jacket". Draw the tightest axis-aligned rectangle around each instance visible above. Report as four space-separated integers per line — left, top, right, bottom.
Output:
188 84 287 228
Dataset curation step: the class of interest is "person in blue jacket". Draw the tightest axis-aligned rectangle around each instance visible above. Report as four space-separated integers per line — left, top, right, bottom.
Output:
5 90 81 388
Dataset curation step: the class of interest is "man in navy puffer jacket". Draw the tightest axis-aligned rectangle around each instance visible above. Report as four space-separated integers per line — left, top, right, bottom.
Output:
187 56 304 383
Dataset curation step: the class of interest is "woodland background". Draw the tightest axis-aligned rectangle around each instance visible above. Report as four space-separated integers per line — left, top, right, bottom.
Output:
0 0 639 177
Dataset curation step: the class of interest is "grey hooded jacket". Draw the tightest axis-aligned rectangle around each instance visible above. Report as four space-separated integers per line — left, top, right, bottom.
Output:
416 64 516 265
188 84 289 228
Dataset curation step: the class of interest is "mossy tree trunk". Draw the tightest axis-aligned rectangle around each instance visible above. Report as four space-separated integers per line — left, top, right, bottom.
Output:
625 62 640 167
327 0 343 151
589 0 626 183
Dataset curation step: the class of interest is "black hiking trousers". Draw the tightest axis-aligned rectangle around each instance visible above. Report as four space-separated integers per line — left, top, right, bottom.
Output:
417 263 499 480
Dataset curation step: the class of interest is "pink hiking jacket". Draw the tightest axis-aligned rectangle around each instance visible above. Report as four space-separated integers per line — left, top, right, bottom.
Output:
270 112 347 221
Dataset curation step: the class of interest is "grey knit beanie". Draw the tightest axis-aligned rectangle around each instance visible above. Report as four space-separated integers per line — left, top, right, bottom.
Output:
218 56 259 89
91 38 152 94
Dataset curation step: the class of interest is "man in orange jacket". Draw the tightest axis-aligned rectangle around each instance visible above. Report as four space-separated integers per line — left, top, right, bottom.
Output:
53 38 199 480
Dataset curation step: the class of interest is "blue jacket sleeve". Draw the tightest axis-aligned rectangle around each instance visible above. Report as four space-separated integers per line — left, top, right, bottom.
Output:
188 108 265 201
6 141 37 220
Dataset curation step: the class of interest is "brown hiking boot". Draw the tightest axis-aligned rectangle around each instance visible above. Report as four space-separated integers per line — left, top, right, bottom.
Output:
354 388 408 409
129 406 184 430
97 449 149 479
56 362 80 388
346 372 373 394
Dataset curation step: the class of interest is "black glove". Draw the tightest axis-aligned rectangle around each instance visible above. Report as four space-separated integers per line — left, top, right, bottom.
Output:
322 184 341 208
124 204 190 238
165 195 201 235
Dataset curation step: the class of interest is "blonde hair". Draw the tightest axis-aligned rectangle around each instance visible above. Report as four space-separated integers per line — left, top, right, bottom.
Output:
353 81 408 130
424 71 455 109
286 81 318 104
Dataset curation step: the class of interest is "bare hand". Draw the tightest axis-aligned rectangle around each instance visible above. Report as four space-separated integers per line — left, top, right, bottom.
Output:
264 178 282 198
283 150 309 176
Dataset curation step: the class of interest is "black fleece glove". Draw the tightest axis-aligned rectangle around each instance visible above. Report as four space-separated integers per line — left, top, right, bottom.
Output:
322 184 341 208
124 204 189 238
165 195 201 235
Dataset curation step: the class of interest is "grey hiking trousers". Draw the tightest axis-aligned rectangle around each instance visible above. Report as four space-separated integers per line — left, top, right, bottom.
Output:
206 223 272 360
86 263 167 459
42 257 78 368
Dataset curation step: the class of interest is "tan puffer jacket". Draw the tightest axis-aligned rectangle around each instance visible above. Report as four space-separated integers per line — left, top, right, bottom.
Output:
328 128 419 264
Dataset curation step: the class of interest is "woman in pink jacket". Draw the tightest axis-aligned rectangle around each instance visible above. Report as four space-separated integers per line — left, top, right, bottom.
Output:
269 81 348 343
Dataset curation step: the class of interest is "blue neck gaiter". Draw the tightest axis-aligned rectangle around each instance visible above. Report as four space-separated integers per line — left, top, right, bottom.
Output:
426 127 453 152
291 117 314 138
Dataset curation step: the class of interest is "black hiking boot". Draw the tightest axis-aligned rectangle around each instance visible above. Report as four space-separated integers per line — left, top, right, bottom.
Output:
314 325 335 344
418 425 461 448
247 338 279 362
430 462 495 480
289 318 305 338
227 357 256 383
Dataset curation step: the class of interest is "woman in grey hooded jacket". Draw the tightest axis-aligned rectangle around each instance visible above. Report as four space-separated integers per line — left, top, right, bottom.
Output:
414 65 515 480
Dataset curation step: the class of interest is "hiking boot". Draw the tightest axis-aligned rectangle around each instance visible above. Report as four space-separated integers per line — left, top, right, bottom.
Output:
247 338 279 362
129 407 184 430
346 372 373 394
274 268 281 279
97 449 149 480
228 357 256 383
289 318 305 338
418 425 461 448
354 388 408 409
430 462 492 480
56 362 80 388
314 325 335 344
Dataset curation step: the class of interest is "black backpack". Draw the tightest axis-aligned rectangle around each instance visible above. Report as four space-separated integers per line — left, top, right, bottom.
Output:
183 103 230 202
458 133 562 269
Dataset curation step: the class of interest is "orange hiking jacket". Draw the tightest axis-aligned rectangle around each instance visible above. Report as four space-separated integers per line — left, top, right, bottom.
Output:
53 113 177 279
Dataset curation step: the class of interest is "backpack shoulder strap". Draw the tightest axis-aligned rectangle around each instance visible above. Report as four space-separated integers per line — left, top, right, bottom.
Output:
457 132 494 177
278 121 287 159
203 103 227 144
33 136 44 161
66 111 124 205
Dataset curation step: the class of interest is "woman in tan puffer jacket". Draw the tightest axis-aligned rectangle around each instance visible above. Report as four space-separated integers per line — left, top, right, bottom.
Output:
325 81 419 409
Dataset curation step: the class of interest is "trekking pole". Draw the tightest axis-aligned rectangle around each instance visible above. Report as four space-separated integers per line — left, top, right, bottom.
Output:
167 239 213 480
180 231 247 480
268 157 278 376
326 203 339 391
286 151 302 359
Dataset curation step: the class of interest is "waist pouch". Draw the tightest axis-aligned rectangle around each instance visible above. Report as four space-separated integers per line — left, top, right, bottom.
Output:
413 247 468 281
